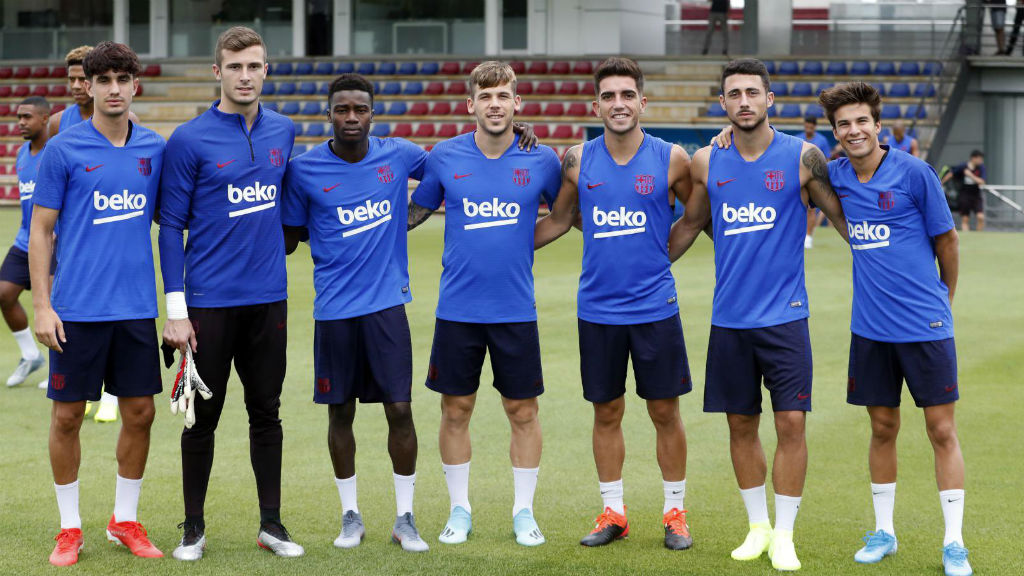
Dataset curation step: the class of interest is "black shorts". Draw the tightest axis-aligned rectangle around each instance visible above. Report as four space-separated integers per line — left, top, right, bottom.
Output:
847 334 959 408
578 315 692 404
313 304 412 405
958 191 983 215
425 318 543 399
0 246 56 289
47 319 162 402
704 319 813 414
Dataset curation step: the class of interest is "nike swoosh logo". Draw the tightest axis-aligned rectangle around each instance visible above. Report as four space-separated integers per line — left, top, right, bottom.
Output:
454 173 472 179
587 182 604 189
944 385 956 392
872 491 884 496
217 160 236 169
671 490 683 495
839 194 850 198
85 164 103 172
323 184 339 193
797 393 810 400
716 178 735 186
946 498 961 503
600 491 612 495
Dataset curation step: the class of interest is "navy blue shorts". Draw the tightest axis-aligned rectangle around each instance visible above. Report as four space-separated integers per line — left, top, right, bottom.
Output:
313 304 412 405
704 319 813 414
578 315 691 404
425 319 543 399
847 334 959 408
0 245 55 288
47 319 162 403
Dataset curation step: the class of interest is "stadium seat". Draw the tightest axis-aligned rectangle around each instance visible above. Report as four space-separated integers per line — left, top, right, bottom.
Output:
533 125 550 139
567 103 588 116
763 61 776 75
0 105 9 117
305 124 326 137
816 82 834 94
772 83 789 96
880 104 902 119
527 61 549 75
922 61 943 76
0 125 7 136
377 62 397 75
874 84 887 96
801 61 824 75
914 83 936 98
277 82 296 95
804 104 823 118
51 103 65 113
392 123 413 137
850 61 872 75
280 102 300 115
263 102 279 112
424 82 444 95
898 61 920 76
558 81 579 95
874 61 896 75
380 82 401 95
262 82 276 95
0 86 10 98
0 164 6 174
318 82 329 94
0 67 12 79
430 102 452 115
398 62 418 75
778 61 799 75
888 83 910 98
413 124 436 138
440 62 460 75
12 86 29 98
50 66 67 78
438 123 458 138
790 82 813 97
825 61 848 75
543 103 565 116
517 81 533 95
136 83 144 96
461 123 475 134
13 67 31 79
0 145 8 157
301 102 321 115
31 85 48 97
536 81 556 95
387 102 407 115
550 61 570 75
767 105 777 117
446 82 467 95
292 123 304 136
403 82 424 95
369 102 383 115
31 66 49 78
50 85 67 97
905 105 926 118
420 62 439 75
450 102 466 115
142 64 160 77
371 124 390 137
357 62 375 75
337 62 355 74
295 62 313 75
572 61 594 75
780 104 803 118
298 82 316 95
552 125 573 139
521 102 542 116
510 61 526 74
274 62 294 75
409 102 429 116
314 62 333 75
707 105 727 117
462 62 480 74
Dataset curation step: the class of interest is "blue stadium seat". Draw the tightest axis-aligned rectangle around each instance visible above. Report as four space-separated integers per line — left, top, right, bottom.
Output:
905 104 926 119
280 102 300 115
292 144 307 156
802 61 824 75
314 62 333 75
850 61 872 75
874 83 886 96
402 82 423 95
398 62 418 75
377 62 396 75
804 104 823 118
372 102 385 115
816 82 834 94
387 102 408 115
764 61 776 75
373 82 382 92
878 128 892 143
767 105 778 117
293 124 303 136
301 102 321 115
356 62 375 75
888 83 910 98
318 82 329 95
772 83 789 96
262 82 276 95
790 82 813 97
263 102 278 113
274 62 294 75
305 123 326 137
371 123 390 137
419 62 439 75
913 83 936 97
295 62 313 75
874 62 896 75
778 61 799 75
780 104 803 118
898 61 920 76
880 104 901 119
298 82 316 95
380 82 401 95
277 82 296 95
337 62 355 74
826 61 848 75
922 61 943 76
707 105 727 117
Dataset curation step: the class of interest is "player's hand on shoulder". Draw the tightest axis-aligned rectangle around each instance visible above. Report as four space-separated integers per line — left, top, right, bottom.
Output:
162 318 196 353
513 121 538 151
34 307 65 353
711 125 733 149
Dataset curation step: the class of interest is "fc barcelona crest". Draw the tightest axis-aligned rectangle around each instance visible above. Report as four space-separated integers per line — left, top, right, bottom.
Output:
137 157 152 176
377 164 395 184
269 148 285 167
635 174 655 195
764 170 785 191
878 190 895 211
513 168 530 187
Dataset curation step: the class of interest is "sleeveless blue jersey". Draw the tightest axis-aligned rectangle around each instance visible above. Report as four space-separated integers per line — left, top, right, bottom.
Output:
58 104 84 132
13 142 44 251
577 133 678 325
707 128 808 329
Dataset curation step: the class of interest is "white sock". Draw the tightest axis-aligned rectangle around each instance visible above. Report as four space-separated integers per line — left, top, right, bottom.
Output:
335 475 358 514
113 475 142 523
54 481 81 529
442 461 471 513
739 485 770 525
12 327 39 360
774 493 802 532
100 391 118 406
939 489 965 546
394 472 416 517
871 482 896 534
512 466 539 515
598 479 624 514
663 479 686 514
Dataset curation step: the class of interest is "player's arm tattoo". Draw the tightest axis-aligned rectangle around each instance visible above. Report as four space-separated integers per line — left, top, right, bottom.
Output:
408 202 434 230
561 147 582 221
802 145 849 241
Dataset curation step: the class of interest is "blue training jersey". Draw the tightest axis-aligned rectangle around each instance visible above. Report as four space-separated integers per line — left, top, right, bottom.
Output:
577 132 679 325
14 142 44 251
411 133 561 323
829 147 955 342
159 102 294 308
707 128 809 329
58 103 84 132
888 134 913 154
282 137 427 320
32 120 164 321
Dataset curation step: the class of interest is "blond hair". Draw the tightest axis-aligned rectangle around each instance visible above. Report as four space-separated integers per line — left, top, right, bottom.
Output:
65 46 93 68
468 61 517 97
215 26 267 67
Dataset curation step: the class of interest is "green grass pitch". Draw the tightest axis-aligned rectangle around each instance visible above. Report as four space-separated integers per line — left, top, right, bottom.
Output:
0 209 1021 575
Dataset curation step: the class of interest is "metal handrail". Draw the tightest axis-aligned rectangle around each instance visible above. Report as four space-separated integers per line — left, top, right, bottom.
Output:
983 185 1024 215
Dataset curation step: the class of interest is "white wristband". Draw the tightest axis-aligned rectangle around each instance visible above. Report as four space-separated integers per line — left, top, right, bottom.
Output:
166 291 188 320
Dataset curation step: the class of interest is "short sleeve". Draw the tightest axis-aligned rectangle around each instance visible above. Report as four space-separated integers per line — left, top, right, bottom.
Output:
398 138 429 181
410 148 445 210
158 128 199 230
910 161 955 237
32 142 68 210
281 158 309 227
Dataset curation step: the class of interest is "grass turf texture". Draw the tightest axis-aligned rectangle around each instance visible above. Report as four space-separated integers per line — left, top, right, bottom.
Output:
0 209 1021 576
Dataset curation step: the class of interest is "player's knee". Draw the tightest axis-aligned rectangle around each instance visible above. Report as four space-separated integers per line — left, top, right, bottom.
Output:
384 402 415 430
774 412 806 443
0 285 19 308
727 414 760 440
328 402 357 428
121 401 156 431
441 396 475 426
503 398 538 429
870 416 900 442
926 419 958 448
593 401 624 428
645 400 680 428
51 406 84 436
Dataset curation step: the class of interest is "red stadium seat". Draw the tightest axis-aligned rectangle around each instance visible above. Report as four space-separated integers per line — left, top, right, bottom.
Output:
408 102 429 116
0 86 12 98
451 102 466 115
0 105 9 116
550 61 570 75
143 64 161 76
440 62 460 75
543 103 565 116
31 85 48 97
510 61 526 74
430 102 452 115
0 125 8 136
51 103 66 113
0 145 7 157
31 67 49 78
413 124 436 138
50 66 66 78
517 81 533 95
552 125 573 139
392 123 413 138
13 67 31 79
438 123 458 138
536 82 556 95
12 86 30 98
521 102 542 116
462 61 480 74
461 123 475 134
49 85 67 97
533 125 550 139
574 127 585 139
0 67 12 79
0 164 7 175
567 103 588 116
572 61 594 75
136 83 144 96
424 82 444 95
526 61 548 75
446 82 467 95
558 82 579 95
